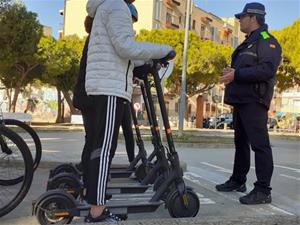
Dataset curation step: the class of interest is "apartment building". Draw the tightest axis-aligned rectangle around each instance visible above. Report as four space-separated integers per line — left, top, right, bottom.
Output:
60 0 87 38
60 0 245 127
43 25 53 37
60 1 243 47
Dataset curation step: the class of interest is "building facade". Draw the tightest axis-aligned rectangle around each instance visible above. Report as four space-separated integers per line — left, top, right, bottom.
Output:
59 0 249 128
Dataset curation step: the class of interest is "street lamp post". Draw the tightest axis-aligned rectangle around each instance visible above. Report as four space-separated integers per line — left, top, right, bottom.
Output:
178 0 192 137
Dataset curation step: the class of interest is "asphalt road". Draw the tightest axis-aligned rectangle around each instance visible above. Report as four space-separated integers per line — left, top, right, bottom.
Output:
1 131 299 224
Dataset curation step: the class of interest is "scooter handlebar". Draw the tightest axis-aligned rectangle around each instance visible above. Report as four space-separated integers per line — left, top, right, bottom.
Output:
158 50 176 64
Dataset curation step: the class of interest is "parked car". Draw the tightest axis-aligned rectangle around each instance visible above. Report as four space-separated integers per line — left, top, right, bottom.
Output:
216 113 233 129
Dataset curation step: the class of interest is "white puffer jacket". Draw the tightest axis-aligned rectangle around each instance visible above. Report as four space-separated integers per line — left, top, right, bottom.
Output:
86 0 173 101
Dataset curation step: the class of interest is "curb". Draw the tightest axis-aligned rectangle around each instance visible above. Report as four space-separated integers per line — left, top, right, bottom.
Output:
74 215 300 225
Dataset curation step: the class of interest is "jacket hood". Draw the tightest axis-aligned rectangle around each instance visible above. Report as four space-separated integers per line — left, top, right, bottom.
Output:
86 0 106 17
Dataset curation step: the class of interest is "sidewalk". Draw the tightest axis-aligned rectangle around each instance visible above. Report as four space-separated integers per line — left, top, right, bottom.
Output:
30 122 300 138
86 216 299 225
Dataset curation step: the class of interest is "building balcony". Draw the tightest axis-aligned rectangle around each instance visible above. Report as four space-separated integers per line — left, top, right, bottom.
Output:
166 0 181 7
201 17 213 24
165 21 180 29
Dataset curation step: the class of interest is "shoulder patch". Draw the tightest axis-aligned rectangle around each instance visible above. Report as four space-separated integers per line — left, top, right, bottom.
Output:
260 31 270 40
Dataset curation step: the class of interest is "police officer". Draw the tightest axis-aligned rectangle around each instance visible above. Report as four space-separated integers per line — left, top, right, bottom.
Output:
217 2 282 205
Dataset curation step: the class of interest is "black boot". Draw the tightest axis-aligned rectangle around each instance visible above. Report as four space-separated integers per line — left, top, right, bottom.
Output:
239 189 271 204
215 180 246 192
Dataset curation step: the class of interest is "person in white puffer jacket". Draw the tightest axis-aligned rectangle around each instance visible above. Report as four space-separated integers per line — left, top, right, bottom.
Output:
84 0 173 222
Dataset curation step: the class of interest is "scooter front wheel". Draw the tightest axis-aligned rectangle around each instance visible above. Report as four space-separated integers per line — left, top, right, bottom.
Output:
35 193 75 225
166 188 200 218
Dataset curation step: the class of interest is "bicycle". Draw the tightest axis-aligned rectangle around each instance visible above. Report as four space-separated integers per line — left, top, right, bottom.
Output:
0 103 42 174
0 124 34 217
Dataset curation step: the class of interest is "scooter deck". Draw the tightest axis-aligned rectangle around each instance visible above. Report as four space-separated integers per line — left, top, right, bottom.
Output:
76 199 163 216
107 183 151 194
110 164 130 170
109 178 138 184
109 169 133 178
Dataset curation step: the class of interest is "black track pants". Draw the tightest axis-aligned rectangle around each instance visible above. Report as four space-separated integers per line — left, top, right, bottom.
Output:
83 95 125 205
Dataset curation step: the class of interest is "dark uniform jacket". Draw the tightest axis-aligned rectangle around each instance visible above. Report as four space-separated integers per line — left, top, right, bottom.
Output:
224 24 282 109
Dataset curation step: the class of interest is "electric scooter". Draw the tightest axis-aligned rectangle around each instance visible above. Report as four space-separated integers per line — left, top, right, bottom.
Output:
33 51 200 225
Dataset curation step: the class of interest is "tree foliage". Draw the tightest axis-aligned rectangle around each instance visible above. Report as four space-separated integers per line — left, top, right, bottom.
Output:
37 35 85 118
136 29 232 97
272 19 300 91
0 2 43 111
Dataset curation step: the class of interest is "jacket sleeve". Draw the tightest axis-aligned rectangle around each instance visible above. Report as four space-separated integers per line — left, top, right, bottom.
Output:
234 38 282 83
102 6 173 61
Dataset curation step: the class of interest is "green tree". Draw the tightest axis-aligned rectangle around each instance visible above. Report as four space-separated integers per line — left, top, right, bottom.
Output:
136 29 232 97
37 35 84 122
0 3 43 111
272 19 300 90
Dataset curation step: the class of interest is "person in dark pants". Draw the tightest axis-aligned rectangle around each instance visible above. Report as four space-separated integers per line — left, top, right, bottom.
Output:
121 101 135 163
72 15 94 191
73 4 137 196
217 2 282 205
83 0 172 222
73 7 137 192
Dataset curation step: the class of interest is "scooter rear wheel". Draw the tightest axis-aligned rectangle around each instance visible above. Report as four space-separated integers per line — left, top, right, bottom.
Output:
47 173 82 199
49 164 80 179
167 188 200 218
36 194 75 225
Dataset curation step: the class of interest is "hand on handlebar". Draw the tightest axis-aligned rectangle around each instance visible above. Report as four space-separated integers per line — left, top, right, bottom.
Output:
159 50 176 63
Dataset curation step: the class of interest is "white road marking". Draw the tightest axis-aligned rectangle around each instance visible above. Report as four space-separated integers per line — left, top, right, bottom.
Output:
275 165 300 173
185 170 296 216
42 150 61 153
268 205 295 216
201 162 232 173
39 138 61 141
184 171 217 185
280 174 300 181
199 197 216 204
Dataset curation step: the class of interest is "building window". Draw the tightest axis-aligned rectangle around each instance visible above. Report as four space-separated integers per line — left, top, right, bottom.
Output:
155 0 161 20
200 25 206 38
166 12 172 23
192 20 196 30
214 27 219 42
211 27 215 40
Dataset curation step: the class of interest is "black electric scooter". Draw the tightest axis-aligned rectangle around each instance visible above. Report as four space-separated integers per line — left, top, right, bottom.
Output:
45 77 174 199
46 84 168 197
48 86 161 181
33 51 200 225
46 68 177 196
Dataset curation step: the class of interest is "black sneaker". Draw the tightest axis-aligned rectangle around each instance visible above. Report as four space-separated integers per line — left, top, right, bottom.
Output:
215 180 246 192
239 189 272 205
84 209 123 223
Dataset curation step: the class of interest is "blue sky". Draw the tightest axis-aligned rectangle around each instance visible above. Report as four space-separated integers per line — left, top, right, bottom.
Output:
22 0 299 39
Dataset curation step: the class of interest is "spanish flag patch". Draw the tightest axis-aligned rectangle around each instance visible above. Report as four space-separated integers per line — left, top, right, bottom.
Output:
269 44 276 49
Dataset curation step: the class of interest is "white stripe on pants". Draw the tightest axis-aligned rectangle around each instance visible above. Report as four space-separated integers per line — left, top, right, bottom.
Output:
97 96 116 205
